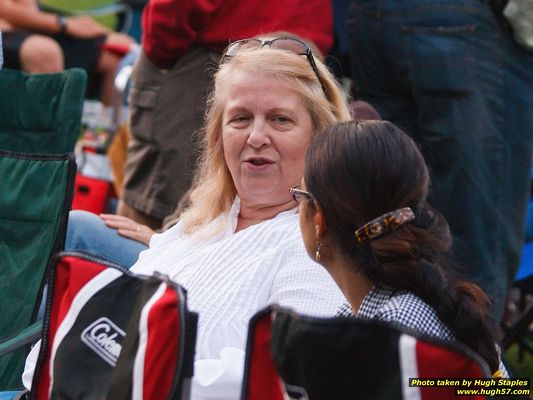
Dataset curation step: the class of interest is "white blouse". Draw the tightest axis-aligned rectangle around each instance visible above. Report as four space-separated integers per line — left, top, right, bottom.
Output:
132 197 345 359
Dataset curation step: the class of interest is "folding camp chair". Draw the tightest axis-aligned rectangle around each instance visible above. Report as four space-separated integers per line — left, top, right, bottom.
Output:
0 68 86 391
32 252 197 399
241 306 492 400
0 151 77 391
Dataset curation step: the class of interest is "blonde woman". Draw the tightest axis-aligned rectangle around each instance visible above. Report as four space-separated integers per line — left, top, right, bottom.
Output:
24 36 351 398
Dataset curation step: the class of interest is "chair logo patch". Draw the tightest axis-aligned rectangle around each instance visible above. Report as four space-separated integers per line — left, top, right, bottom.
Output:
81 317 125 367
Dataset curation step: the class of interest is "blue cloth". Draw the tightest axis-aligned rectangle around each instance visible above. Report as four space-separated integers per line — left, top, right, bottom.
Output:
517 242 533 282
65 210 147 268
525 198 533 242
0 391 23 400
348 0 533 322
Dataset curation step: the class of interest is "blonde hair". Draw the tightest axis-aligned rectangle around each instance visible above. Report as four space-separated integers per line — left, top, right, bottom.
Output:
180 45 351 235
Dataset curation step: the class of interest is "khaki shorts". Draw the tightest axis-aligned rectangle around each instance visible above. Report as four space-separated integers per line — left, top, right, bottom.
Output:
122 48 219 219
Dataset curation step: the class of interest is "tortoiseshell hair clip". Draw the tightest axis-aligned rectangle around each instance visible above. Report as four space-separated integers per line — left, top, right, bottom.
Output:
354 207 415 244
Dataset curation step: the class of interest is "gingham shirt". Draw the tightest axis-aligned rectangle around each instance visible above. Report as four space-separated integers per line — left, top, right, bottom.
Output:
337 283 454 339
337 283 508 377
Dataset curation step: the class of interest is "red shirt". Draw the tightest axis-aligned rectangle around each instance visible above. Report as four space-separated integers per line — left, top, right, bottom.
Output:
142 0 333 69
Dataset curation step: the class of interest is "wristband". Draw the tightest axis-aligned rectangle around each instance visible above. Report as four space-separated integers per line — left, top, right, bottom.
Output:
57 15 68 35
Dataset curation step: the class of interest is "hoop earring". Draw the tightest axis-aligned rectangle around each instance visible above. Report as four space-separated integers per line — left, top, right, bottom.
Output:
315 241 322 261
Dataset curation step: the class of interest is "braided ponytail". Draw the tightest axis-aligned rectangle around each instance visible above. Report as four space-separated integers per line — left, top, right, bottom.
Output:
367 204 500 373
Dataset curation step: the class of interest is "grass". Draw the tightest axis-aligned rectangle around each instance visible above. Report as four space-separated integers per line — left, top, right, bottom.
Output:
504 340 533 379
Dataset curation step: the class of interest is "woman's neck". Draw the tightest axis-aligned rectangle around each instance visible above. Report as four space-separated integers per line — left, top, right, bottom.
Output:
324 251 374 314
236 199 295 232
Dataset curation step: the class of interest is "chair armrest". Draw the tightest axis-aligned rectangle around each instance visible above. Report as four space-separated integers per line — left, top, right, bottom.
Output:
38 2 133 33
39 2 129 17
83 4 133 33
38 2 75 16
0 321 42 357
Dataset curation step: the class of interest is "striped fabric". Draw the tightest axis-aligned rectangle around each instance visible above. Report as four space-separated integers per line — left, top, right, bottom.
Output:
31 253 195 399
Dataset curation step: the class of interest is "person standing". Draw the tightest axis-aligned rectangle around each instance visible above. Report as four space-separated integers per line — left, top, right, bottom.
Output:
347 0 533 323
119 0 336 229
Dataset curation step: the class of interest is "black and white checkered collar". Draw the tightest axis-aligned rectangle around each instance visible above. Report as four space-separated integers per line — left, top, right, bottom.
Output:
336 283 396 318
357 283 396 319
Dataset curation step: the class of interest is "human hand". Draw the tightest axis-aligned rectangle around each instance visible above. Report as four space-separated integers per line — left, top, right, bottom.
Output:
64 15 110 38
100 214 154 245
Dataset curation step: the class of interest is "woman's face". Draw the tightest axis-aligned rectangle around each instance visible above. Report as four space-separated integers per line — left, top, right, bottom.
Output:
222 69 313 208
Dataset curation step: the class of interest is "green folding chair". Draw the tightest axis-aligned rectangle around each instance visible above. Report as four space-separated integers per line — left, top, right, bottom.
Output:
0 68 86 391
0 68 86 155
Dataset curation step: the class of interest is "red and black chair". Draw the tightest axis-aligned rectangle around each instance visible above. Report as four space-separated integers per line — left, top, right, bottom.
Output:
32 251 197 400
241 306 491 400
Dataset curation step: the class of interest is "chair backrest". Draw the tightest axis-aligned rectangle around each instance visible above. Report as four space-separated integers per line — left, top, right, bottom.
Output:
0 151 77 390
32 252 197 399
0 68 86 154
0 68 86 390
241 307 491 400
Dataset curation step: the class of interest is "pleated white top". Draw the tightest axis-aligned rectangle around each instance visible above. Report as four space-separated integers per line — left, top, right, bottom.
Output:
131 197 345 360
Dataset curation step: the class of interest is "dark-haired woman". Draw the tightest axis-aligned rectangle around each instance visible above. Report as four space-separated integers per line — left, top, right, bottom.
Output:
292 120 507 377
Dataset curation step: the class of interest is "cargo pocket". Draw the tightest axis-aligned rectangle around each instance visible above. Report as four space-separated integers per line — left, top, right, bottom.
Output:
128 86 158 143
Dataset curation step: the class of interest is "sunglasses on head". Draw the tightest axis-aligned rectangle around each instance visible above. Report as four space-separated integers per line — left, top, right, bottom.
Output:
222 37 328 99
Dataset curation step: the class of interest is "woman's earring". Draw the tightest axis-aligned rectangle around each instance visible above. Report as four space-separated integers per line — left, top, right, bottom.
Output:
315 241 322 261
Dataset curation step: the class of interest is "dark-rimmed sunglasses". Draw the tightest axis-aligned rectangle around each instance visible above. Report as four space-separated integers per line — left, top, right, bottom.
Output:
222 37 328 99
290 185 314 203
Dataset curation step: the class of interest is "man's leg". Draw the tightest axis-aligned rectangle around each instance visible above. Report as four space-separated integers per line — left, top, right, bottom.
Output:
121 48 219 227
349 0 533 322
2 31 64 73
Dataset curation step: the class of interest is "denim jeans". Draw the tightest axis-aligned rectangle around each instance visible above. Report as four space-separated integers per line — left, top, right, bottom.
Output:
348 0 533 322
65 210 147 268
